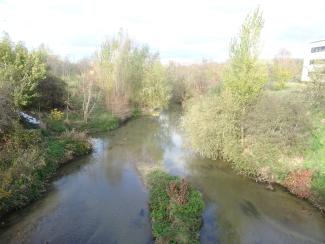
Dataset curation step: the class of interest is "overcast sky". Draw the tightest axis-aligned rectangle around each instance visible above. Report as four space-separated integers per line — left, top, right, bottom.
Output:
0 0 324 63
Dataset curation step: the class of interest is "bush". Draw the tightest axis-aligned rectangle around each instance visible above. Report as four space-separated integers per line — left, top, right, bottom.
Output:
50 108 64 121
86 112 118 133
304 72 325 112
182 91 241 161
0 86 17 138
45 110 67 134
0 125 46 215
182 91 311 182
47 130 92 163
37 74 67 110
147 170 204 243
240 93 311 180
0 125 92 217
46 119 66 134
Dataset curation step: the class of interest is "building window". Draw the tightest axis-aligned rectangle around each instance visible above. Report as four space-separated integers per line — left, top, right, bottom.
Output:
311 46 325 53
310 59 325 65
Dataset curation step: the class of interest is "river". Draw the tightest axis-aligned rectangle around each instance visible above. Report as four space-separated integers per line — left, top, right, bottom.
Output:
0 108 325 244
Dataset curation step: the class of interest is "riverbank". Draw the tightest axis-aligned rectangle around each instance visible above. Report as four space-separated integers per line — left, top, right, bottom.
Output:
0 126 92 219
0 109 131 219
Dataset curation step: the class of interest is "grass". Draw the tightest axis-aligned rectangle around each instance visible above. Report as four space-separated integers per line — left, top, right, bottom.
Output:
147 170 204 244
53 111 119 134
305 112 325 199
86 112 118 133
46 135 92 163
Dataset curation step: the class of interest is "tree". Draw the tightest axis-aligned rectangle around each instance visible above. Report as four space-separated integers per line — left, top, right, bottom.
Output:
223 7 267 147
80 69 101 123
0 34 46 109
37 74 67 110
272 49 299 89
140 60 171 110
182 7 267 162
223 7 267 107
95 30 170 116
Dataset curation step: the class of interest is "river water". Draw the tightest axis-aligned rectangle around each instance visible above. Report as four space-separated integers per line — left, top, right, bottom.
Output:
0 108 325 244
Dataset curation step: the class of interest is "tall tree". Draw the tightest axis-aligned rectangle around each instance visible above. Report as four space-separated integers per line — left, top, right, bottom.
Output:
223 7 267 107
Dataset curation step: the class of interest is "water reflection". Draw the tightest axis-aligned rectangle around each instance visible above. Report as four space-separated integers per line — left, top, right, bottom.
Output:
0 137 153 243
1 108 325 244
156 108 325 244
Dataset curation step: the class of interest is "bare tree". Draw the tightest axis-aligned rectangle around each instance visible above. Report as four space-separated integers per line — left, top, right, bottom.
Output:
81 69 101 123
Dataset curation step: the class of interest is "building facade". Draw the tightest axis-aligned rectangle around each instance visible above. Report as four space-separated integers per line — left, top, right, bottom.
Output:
301 40 325 81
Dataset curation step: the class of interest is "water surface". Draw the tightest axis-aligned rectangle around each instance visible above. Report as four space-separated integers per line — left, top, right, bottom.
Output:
1 108 325 244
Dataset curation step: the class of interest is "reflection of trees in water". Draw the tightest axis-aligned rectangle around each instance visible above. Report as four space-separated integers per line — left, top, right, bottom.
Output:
102 117 167 184
0 185 61 243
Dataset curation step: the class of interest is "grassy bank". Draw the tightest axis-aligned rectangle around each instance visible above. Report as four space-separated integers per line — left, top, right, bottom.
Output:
304 112 325 209
47 110 119 135
0 106 135 219
0 123 92 218
147 170 204 243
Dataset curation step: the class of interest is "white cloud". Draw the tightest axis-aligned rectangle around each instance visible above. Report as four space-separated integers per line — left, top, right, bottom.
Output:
0 0 324 62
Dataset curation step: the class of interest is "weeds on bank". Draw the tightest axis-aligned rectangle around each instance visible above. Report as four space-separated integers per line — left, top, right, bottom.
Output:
147 170 204 243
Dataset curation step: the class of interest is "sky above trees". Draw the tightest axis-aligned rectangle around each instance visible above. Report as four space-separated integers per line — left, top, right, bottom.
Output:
0 0 324 63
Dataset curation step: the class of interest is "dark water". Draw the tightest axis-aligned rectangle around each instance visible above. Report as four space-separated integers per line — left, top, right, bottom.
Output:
1 108 325 244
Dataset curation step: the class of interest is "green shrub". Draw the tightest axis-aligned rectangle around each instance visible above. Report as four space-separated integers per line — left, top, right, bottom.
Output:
147 170 204 243
182 91 311 182
0 125 92 217
46 138 66 162
305 112 325 199
0 125 47 215
182 92 241 161
240 93 311 180
87 112 118 133
46 119 67 134
47 130 92 163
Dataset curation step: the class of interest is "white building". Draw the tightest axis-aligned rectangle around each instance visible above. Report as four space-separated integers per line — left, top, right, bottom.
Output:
301 40 325 81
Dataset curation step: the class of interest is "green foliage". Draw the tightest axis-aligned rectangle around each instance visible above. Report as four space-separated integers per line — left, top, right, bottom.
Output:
46 118 66 134
140 60 171 110
223 7 267 107
0 124 46 214
182 92 241 161
47 130 92 163
50 108 64 120
305 68 325 112
239 94 311 180
166 61 223 103
96 30 171 116
147 170 204 243
271 49 298 90
86 112 118 133
37 74 67 110
0 85 17 137
0 123 91 217
182 8 313 187
305 113 325 199
0 34 46 108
